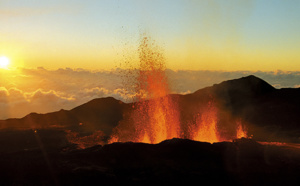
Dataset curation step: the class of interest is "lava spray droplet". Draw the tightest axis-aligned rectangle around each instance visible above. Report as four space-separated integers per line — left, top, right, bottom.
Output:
109 35 181 143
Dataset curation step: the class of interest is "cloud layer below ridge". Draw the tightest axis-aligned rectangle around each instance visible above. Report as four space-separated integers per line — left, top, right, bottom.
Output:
0 67 299 119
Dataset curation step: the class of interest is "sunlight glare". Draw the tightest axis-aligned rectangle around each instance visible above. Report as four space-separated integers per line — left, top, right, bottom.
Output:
0 56 10 69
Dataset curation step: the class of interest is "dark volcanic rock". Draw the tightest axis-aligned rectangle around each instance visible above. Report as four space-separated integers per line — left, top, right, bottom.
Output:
0 138 299 185
0 97 126 136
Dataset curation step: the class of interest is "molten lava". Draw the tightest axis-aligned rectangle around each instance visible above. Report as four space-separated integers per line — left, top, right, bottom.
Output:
133 96 181 144
110 36 181 144
189 101 220 143
236 120 248 139
107 34 251 145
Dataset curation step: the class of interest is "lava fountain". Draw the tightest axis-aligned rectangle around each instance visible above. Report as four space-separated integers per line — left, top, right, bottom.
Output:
189 101 219 143
108 34 249 144
109 36 181 143
236 120 248 139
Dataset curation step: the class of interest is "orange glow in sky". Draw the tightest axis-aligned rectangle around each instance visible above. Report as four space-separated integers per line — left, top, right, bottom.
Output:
0 0 299 71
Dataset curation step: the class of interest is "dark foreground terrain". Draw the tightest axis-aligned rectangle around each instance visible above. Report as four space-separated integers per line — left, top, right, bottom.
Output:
0 129 299 186
0 75 300 185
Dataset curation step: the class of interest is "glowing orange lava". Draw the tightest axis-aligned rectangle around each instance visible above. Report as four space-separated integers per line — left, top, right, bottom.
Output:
190 101 220 143
132 96 181 144
236 120 248 139
107 34 251 145
109 36 181 144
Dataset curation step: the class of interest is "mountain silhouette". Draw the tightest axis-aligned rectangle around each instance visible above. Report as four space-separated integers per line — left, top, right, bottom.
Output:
0 75 299 142
178 75 300 142
0 97 126 136
1 75 299 185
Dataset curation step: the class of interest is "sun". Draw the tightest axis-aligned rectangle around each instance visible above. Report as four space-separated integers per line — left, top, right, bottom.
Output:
0 56 10 69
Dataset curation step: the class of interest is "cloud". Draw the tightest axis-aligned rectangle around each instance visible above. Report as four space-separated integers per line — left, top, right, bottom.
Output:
25 89 75 109
0 87 9 102
167 70 300 92
0 87 77 119
294 85 300 88
1 67 300 119
76 87 139 104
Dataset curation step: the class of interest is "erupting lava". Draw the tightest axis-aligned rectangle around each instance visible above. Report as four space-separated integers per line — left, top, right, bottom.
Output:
190 101 219 143
132 36 181 143
236 120 248 139
110 36 181 143
108 34 250 145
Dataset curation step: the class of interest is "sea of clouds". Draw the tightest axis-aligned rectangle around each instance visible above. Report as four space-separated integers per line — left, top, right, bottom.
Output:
0 67 300 119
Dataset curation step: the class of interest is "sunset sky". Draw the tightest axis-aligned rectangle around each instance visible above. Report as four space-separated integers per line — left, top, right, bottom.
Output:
1 0 300 119
1 0 300 71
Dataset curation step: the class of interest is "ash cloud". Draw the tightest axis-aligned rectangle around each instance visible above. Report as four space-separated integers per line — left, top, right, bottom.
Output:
0 67 300 119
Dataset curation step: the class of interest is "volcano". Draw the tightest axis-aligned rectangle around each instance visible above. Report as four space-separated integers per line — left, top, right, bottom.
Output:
1 75 300 143
0 75 300 185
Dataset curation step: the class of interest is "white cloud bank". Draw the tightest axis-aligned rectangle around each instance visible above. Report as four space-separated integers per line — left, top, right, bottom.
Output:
0 67 300 119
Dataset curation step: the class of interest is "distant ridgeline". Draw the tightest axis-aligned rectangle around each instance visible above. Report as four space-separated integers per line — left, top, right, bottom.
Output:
0 75 300 143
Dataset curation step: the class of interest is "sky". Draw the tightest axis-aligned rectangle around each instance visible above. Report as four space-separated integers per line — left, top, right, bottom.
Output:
1 0 300 119
0 0 300 71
